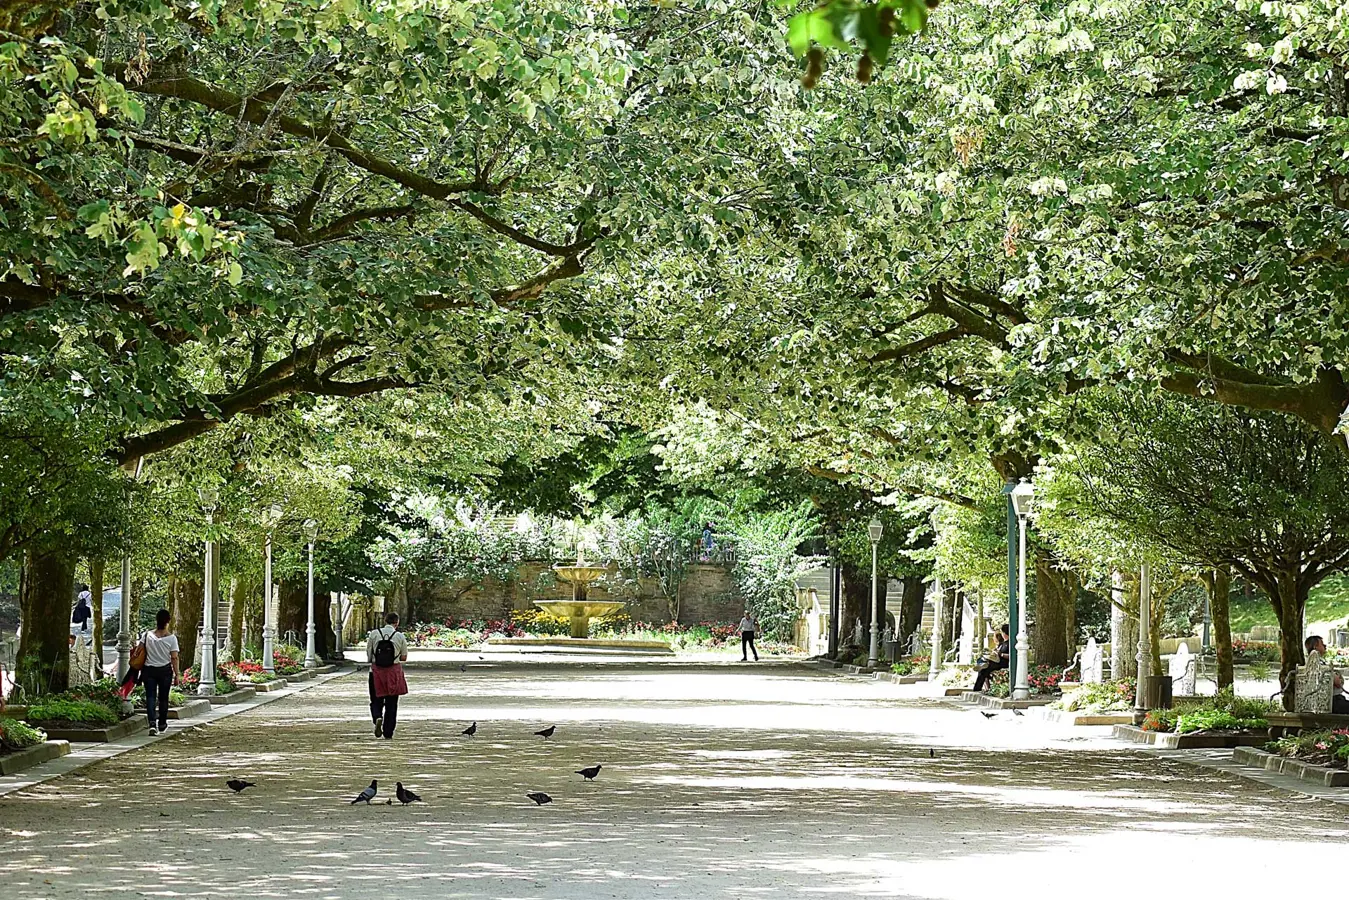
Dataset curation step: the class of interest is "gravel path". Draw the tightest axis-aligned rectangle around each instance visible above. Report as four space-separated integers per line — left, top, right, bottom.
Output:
1 659 1346 899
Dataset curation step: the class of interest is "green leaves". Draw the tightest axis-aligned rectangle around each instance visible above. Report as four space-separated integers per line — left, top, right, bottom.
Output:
783 0 933 85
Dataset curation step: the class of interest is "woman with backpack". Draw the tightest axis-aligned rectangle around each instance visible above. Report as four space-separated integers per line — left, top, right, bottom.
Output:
366 612 408 739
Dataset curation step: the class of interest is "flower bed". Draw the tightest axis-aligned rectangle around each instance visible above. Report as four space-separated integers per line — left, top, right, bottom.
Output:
890 654 931 676
985 665 1064 698
1231 638 1279 663
1265 728 1349 770
1052 680 1136 714
179 665 237 695
1140 690 1276 734
272 647 304 676
22 678 129 728
221 660 280 684
0 717 46 753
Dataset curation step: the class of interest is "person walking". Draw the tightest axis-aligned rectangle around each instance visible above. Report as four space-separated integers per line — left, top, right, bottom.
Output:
366 612 409 739
739 611 759 662
141 609 180 736
71 585 92 634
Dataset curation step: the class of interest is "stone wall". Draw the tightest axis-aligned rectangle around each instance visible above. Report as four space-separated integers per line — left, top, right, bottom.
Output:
409 562 742 626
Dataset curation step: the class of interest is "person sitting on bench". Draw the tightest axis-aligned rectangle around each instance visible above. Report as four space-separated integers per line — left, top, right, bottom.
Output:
973 625 1010 692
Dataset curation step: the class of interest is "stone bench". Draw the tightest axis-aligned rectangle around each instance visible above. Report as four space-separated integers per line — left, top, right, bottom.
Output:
1264 712 1349 738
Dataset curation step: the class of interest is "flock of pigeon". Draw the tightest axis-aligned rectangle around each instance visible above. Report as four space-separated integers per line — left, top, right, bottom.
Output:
223 722 604 808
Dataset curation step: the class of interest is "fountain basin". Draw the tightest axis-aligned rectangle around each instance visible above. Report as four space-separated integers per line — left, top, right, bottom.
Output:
532 599 627 639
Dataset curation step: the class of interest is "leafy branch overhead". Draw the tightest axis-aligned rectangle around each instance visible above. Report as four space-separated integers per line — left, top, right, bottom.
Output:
780 0 937 85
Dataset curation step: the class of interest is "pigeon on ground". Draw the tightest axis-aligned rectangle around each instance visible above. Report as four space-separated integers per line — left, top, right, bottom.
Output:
980 711 996 719
1012 709 1025 717
385 798 393 805
462 722 477 736
526 792 553 806
396 782 422 805
226 779 256 793
350 780 378 805
929 749 935 758
460 664 467 673
534 725 556 739
576 764 603 781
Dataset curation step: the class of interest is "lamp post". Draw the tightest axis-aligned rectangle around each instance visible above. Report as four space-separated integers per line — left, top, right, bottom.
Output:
1134 563 1153 725
303 518 319 669
1009 478 1035 701
116 459 145 708
262 504 283 673
198 485 219 697
866 518 883 668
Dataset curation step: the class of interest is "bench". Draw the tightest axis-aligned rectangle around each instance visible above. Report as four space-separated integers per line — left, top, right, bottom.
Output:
1264 712 1349 738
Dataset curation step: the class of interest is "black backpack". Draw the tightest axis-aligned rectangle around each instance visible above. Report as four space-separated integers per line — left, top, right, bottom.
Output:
373 627 398 668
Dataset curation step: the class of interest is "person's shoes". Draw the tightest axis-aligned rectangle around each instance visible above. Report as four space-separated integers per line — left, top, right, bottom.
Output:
149 727 158 736
373 717 382 737
158 722 168 732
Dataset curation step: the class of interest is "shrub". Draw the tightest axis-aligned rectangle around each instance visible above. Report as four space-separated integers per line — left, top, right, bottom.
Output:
1140 690 1274 733
1266 729 1349 768
26 698 119 726
180 665 237 693
0 717 46 751
890 654 931 676
221 660 278 683
1053 680 1136 713
985 665 1064 698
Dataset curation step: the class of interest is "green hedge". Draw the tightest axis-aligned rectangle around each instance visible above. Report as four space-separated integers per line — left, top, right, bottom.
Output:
26 698 119 726
0 717 47 751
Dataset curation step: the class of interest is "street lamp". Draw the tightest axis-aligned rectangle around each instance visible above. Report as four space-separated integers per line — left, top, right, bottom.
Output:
303 518 319 669
867 517 883 668
1134 563 1153 725
198 485 220 697
262 504 284 673
1009 478 1035 701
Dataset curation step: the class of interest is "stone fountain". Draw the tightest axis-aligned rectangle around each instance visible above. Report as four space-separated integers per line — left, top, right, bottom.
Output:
533 558 626 638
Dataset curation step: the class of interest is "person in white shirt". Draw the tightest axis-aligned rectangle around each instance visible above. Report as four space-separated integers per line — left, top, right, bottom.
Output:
366 612 409 739
739 611 759 662
141 609 180 735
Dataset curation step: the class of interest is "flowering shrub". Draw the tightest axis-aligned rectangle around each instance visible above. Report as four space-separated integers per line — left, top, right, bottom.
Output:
1053 680 1136 713
1231 639 1279 662
271 650 304 676
1267 729 1349 769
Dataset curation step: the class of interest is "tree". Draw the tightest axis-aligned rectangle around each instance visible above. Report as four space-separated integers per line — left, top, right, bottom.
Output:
1045 391 1349 705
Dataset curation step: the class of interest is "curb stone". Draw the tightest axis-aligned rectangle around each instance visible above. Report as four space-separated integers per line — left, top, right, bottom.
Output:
0 741 70 776
1233 745 1349 787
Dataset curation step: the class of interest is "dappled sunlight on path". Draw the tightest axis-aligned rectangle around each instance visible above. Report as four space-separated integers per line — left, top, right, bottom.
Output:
1 661 1346 899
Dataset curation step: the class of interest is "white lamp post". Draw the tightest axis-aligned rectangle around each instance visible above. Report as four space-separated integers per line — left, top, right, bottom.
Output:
262 504 283 673
198 485 220 696
303 518 319 669
1134 563 1153 724
867 517 883 668
1009 478 1035 701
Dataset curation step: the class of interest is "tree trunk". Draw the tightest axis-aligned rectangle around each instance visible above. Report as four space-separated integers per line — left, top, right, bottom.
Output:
227 576 245 662
1033 549 1074 668
278 580 306 650
15 548 75 696
839 562 869 650
90 558 105 665
1204 567 1235 691
896 575 926 654
1270 565 1306 711
1110 573 1138 681
170 575 203 672
278 580 331 658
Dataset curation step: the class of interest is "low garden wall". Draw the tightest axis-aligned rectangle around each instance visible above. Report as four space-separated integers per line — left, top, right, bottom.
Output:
410 562 741 626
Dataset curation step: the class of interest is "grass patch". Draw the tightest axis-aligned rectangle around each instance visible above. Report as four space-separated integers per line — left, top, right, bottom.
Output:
1230 574 1349 633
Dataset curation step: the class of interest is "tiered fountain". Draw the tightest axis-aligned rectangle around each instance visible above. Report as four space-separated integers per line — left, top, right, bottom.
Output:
487 552 673 654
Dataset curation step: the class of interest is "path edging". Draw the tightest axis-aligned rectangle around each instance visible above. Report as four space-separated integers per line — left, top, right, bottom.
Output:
1234 746 1349 787
0 740 70 776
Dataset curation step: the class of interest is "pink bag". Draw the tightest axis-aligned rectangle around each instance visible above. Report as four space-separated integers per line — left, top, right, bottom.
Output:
372 664 408 698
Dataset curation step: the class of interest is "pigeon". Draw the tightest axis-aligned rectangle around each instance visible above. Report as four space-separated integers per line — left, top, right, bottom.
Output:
462 722 477 737
226 779 256 793
534 725 556 739
929 749 935 758
396 782 422 805
1012 709 1025 717
980 711 996 719
526 792 553 806
576 764 602 781
350 780 378 805
385 798 393 805
460 664 467 673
